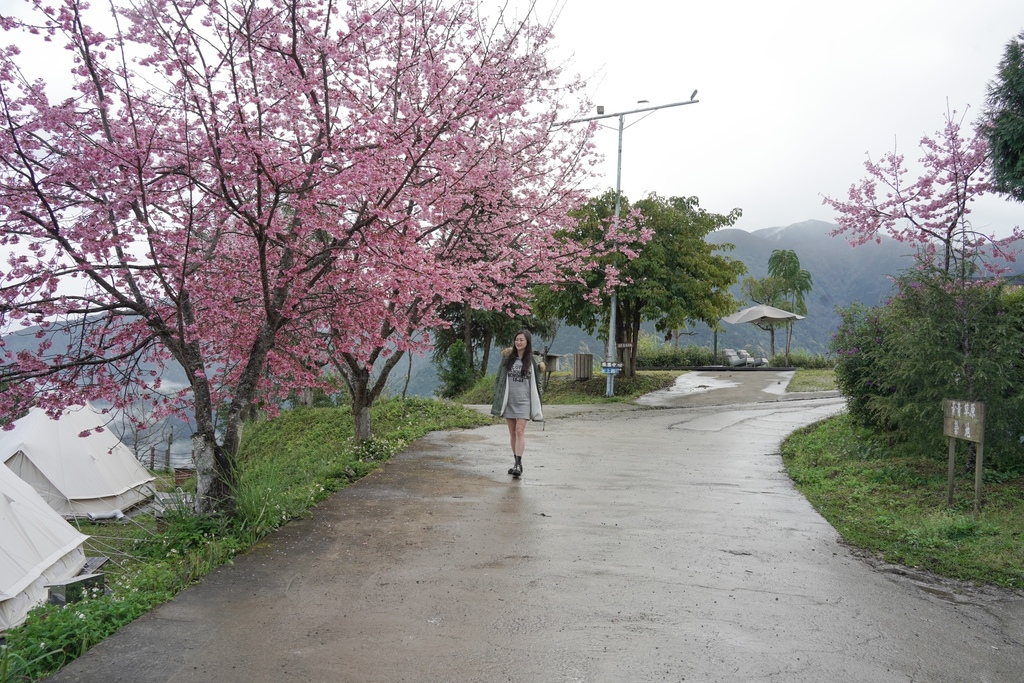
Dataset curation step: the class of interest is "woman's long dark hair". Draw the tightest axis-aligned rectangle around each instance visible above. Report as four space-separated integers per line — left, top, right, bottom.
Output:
504 329 533 378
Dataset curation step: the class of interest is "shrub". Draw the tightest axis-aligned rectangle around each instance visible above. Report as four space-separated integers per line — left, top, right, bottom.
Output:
636 344 714 368
832 280 1024 470
831 301 892 426
768 350 835 369
435 340 477 398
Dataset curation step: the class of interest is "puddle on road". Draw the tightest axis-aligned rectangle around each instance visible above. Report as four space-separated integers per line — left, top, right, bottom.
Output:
635 374 739 406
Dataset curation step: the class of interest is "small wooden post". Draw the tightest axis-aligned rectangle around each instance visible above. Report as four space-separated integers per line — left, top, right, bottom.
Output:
946 436 956 506
164 432 173 472
975 442 985 516
943 399 985 512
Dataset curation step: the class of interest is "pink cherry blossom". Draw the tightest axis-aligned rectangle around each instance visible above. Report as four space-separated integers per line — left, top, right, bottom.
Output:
0 0 638 511
822 107 1023 277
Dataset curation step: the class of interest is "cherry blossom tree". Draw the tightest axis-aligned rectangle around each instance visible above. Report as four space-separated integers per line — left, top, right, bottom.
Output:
0 0 628 512
825 108 1024 461
822 107 1024 279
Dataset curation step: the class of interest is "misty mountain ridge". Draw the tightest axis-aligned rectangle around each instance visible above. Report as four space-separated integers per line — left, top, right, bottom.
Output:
700 220 913 355
702 218 1024 355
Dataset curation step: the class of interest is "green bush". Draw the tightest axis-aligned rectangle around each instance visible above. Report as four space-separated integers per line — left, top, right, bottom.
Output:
832 278 1024 470
636 344 831 369
831 301 892 425
636 344 714 367
768 349 835 369
435 340 478 398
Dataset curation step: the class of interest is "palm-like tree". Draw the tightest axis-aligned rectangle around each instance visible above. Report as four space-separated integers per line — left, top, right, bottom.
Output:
767 249 813 364
740 275 788 357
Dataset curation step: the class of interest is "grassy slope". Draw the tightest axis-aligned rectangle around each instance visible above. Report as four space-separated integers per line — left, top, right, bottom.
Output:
782 413 1024 590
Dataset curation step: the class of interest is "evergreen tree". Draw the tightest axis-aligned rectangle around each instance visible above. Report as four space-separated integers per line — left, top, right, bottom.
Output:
981 30 1024 203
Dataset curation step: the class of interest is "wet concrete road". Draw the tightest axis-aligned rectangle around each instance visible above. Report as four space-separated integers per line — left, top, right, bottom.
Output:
48 372 1024 682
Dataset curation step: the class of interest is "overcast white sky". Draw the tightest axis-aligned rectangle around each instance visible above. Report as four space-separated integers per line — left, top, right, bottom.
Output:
3 0 1024 237
505 0 1024 235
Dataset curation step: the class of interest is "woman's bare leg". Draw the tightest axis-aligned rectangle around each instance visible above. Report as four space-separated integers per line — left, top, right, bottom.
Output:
505 418 527 476
512 419 527 458
506 418 518 454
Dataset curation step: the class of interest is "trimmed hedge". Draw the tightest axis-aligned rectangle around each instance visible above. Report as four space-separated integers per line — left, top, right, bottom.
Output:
636 344 833 369
636 345 715 368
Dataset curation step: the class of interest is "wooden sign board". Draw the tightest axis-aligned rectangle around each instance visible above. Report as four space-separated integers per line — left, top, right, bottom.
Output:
943 399 985 512
943 399 984 444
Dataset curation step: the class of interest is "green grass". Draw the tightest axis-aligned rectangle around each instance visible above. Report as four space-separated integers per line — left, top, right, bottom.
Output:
787 368 837 392
540 371 682 403
458 370 683 406
782 413 1024 589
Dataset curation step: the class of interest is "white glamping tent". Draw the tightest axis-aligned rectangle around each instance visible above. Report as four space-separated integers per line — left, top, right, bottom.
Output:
0 463 88 631
0 405 155 518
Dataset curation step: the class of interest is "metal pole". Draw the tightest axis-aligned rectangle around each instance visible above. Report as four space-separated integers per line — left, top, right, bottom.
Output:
559 96 700 398
607 113 624 397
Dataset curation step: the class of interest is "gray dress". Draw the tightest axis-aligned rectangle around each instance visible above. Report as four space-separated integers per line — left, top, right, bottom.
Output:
502 359 532 419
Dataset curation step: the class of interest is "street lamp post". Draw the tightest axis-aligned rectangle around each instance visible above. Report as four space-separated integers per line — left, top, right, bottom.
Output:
562 95 699 396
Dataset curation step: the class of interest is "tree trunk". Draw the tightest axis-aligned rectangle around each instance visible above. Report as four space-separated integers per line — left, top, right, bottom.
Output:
614 300 634 378
348 363 373 441
464 303 474 374
480 331 492 375
173 330 239 514
192 431 233 514
625 308 641 378
193 317 277 513
353 402 372 442
189 369 235 513
336 348 408 442
784 322 793 366
402 351 413 403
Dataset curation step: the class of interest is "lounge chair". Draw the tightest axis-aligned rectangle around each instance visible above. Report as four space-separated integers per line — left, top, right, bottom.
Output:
737 350 768 367
722 349 746 367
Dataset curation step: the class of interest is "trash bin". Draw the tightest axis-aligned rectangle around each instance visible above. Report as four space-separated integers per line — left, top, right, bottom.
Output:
573 353 593 380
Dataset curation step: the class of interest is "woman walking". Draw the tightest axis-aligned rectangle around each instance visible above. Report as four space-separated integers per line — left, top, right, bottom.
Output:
491 330 544 478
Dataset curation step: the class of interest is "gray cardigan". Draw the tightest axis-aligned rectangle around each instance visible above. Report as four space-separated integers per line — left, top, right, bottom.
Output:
490 353 544 421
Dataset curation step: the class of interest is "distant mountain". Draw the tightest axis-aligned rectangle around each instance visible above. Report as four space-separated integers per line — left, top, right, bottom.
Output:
700 219 916 356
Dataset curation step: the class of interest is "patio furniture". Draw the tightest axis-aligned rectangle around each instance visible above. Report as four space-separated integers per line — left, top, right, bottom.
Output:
722 349 746 367
737 350 768 367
